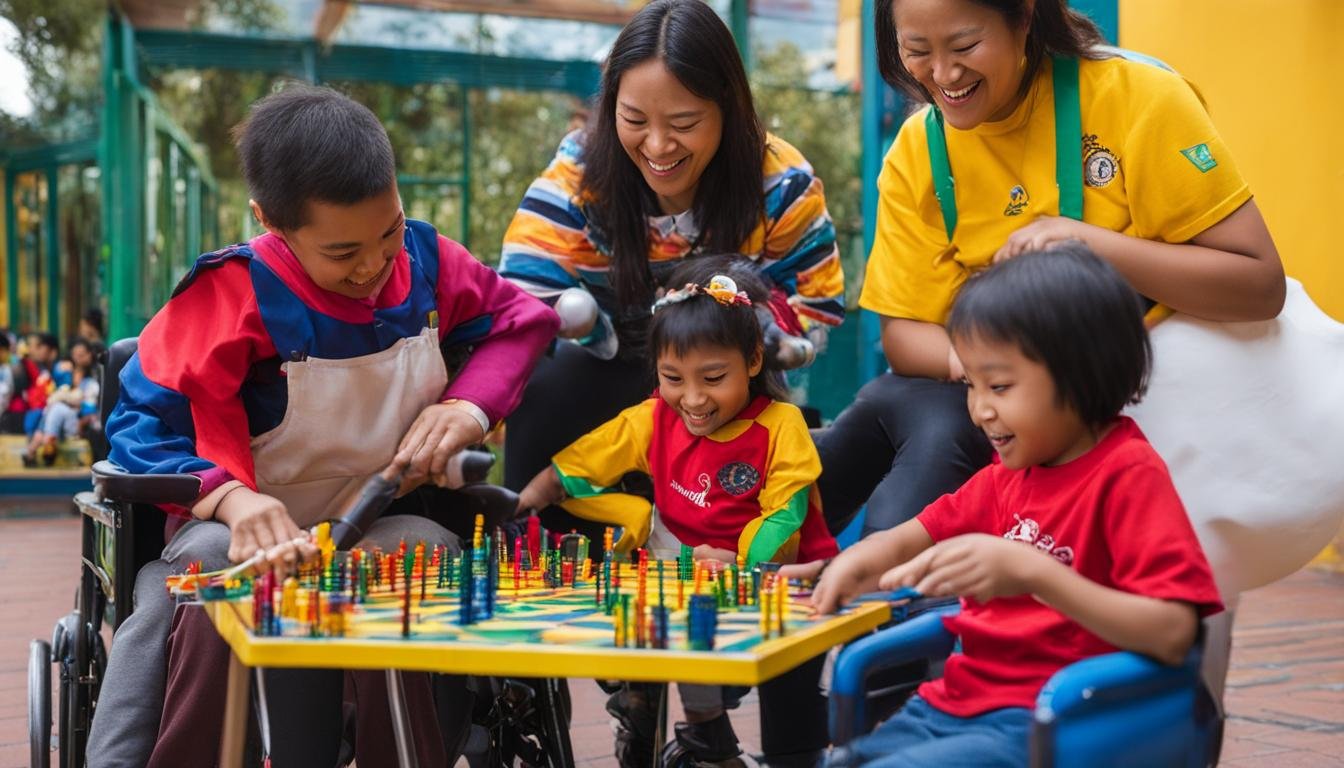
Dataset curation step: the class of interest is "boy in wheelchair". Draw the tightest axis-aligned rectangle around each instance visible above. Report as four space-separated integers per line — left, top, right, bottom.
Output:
810 247 1223 767
85 84 559 767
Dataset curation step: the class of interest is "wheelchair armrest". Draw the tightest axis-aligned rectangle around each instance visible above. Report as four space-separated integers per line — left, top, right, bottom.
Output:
1031 647 1207 768
829 607 960 745
92 460 202 506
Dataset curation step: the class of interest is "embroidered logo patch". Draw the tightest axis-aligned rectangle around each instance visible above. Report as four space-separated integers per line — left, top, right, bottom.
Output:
716 462 761 496
1003 185 1029 217
1083 134 1118 188
1180 143 1218 172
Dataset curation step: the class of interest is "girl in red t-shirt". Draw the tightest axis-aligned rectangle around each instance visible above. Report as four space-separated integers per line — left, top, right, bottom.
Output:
814 243 1222 767
519 258 837 767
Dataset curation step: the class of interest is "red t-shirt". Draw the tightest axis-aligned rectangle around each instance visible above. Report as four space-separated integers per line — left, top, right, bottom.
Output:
915 417 1223 717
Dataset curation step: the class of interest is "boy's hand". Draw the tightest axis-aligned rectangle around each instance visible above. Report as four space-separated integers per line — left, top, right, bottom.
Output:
807 553 870 615
396 402 486 489
878 533 1048 603
692 545 738 565
214 488 317 574
517 466 563 514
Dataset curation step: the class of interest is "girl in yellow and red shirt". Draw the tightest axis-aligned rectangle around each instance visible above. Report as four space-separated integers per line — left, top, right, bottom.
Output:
519 258 837 768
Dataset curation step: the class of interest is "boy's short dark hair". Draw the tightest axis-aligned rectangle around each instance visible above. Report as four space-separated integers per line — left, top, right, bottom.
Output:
0 332 10 350
232 83 395 231
947 242 1152 427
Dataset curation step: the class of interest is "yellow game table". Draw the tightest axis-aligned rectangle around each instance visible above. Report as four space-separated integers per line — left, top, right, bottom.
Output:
204 597 890 767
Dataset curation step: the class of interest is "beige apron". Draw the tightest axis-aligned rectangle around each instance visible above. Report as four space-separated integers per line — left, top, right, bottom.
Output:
249 326 448 527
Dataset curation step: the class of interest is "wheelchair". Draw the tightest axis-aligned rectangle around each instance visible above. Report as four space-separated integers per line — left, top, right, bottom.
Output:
828 603 1224 767
28 337 187 768
27 337 576 768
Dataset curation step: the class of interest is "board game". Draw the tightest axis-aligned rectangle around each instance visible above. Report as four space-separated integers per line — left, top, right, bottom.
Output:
183 518 891 686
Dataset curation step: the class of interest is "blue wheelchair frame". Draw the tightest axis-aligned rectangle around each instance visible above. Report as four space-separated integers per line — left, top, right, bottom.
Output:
829 601 1221 767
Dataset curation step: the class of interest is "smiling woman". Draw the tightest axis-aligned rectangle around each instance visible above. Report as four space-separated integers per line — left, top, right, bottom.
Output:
498 1 845 763
498 0 845 547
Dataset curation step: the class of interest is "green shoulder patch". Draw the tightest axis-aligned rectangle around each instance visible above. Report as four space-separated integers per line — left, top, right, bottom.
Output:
1180 143 1218 172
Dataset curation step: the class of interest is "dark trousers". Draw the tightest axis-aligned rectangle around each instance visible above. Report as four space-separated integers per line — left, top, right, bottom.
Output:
757 654 829 758
813 374 992 536
503 341 654 537
147 606 453 768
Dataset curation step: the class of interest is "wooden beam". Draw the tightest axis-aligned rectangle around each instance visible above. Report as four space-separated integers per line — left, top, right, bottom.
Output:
314 0 356 46
115 0 202 30
359 0 650 26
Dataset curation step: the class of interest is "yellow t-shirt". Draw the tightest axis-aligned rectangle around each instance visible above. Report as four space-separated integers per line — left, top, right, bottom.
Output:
859 55 1252 324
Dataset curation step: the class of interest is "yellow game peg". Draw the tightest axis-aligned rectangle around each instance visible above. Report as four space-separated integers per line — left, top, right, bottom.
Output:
472 513 485 550
281 577 299 619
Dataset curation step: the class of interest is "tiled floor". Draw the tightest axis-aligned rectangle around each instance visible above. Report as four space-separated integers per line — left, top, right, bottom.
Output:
1 513 1340 767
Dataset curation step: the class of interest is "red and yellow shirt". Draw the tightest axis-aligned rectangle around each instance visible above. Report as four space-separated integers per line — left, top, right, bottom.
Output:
552 395 838 567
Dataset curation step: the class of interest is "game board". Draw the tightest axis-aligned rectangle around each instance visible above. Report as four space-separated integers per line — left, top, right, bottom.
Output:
190 519 890 685
202 564 889 686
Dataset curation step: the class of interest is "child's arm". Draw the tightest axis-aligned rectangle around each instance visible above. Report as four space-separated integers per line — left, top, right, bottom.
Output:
808 519 934 614
880 534 1198 665
517 465 564 513
403 236 560 487
737 405 826 567
107 258 316 572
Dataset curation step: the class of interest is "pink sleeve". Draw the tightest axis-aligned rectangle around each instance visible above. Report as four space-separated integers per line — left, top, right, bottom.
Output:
916 464 999 542
434 237 561 424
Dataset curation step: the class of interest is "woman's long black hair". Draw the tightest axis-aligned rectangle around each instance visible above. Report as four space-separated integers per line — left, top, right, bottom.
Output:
650 256 789 403
875 0 1106 103
583 0 766 312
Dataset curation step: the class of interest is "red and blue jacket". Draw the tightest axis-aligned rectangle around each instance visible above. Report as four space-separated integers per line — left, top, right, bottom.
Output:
107 219 559 505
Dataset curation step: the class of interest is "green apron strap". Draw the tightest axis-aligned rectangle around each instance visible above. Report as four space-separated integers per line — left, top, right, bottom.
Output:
924 106 957 241
1051 55 1084 221
922 55 1085 243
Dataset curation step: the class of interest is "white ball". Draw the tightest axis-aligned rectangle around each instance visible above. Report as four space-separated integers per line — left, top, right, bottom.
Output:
555 288 598 338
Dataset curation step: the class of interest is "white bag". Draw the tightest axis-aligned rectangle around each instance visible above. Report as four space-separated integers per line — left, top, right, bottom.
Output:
1127 278 1344 596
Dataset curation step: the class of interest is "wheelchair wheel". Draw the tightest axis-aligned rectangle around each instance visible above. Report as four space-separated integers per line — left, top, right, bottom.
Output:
29 639 53 768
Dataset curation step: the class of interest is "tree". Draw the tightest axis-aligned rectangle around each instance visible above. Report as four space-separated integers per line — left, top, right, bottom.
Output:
0 0 103 146
751 42 863 308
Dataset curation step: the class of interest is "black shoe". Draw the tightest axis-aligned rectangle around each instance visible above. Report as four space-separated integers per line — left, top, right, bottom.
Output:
607 687 658 768
661 713 748 768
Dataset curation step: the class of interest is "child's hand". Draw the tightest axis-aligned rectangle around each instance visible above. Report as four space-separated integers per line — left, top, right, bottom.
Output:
807 553 870 615
878 533 1048 603
778 558 828 583
214 488 317 574
692 545 738 565
396 402 487 489
518 466 563 514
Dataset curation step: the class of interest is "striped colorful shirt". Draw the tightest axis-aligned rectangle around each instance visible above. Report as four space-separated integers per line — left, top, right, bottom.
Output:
552 395 839 568
500 130 845 355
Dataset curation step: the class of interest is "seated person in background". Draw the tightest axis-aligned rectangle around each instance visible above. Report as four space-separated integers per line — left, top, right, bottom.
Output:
85 83 559 768
812 245 1223 768
14 332 59 440
519 258 837 768
22 338 99 467
0 333 13 429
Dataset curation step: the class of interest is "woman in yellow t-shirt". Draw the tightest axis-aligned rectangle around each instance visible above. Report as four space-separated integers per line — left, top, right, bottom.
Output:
815 0 1284 539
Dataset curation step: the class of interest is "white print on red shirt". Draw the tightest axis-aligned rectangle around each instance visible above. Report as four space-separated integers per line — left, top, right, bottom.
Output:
1003 515 1074 565
670 473 711 509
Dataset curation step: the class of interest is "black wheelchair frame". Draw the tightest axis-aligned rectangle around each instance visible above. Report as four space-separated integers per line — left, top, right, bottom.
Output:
29 338 199 768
